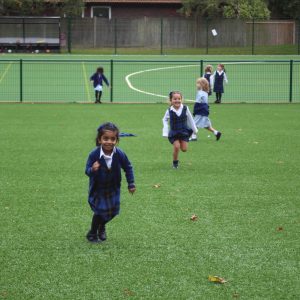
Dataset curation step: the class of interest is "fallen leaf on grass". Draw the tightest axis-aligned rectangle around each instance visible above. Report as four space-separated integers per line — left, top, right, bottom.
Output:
153 184 161 188
208 275 227 284
232 292 239 298
253 141 259 144
124 288 134 296
276 161 284 164
276 226 283 231
190 214 198 221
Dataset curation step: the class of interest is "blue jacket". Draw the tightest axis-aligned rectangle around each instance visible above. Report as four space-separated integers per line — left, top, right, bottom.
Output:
90 73 109 88
85 147 135 220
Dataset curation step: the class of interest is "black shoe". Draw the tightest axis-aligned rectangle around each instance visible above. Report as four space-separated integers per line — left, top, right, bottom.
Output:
216 132 222 141
86 230 99 243
172 160 179 169
214 100 221 104
98 223 107 241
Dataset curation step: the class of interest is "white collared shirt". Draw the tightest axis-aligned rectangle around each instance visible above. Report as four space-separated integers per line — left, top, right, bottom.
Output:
162 104 198 137
100 147 116 169
210 70 228 87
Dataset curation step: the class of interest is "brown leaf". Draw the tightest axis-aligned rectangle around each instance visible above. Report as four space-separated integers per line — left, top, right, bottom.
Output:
190 214 198 221
232 292 239 298
276 227 283 231
124 288 134 296
208 275 227 284
153 184 161 188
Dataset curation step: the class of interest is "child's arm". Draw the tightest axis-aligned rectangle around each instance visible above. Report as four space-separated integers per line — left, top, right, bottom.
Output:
85 152 100 177
162 110 169 137
186 107 198 134
120 152 136 194
90 73 95 82
102 74 109 87
224 72 228 84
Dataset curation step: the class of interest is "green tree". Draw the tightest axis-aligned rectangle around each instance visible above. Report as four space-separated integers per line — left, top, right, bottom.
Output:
0 0 84 17
180 0 270 19
268 0 300 19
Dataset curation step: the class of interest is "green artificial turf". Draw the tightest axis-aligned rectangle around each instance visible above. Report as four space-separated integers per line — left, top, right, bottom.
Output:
0 54 299 103
0 103 299 299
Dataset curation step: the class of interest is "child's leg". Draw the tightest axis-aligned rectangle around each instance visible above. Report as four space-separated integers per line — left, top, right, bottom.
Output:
98 91 102 102
179 140 188 152
219 93 222 102
90 214 102 234
173 140 180 161
206 126 222 141
95 91 99 102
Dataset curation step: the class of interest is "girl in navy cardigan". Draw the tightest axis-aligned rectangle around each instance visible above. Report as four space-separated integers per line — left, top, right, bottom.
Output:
162 91 198 169
190 78 222 141
211 64 228 104
85 122 136 243
90 67 109 104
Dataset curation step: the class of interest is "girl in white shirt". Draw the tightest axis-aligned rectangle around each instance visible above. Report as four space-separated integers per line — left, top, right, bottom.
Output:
162 91 198 169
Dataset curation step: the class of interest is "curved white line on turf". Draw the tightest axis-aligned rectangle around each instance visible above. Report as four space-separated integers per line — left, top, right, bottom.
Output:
125 64 198 99
125 61 261 102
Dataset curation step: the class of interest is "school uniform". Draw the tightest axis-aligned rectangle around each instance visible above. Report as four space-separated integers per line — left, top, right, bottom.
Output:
193 90 212 128
90 73 109 91
203 72 212 96
162 104 198 144
85 146 135 222
211 70 228 94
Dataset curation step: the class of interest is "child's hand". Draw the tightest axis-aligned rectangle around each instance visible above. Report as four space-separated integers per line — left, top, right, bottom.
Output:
128 187 136 195
92 161 101 172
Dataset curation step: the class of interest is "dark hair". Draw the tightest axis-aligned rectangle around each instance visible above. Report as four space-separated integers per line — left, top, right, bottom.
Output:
169 91 183 101
97 67 104 74
96 122 119 146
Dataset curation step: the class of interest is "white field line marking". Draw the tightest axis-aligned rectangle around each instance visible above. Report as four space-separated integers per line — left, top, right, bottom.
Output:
0 62 12 84
125 61 262 102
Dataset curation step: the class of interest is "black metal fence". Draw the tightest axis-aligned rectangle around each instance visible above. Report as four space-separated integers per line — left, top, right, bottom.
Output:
0 59 299 103
61 17 300 55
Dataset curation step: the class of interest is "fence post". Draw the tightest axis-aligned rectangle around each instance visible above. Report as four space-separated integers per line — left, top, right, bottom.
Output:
67 17 72 54
200 60 203 75
114 18 117 55
160 18 163 55
289 60 293 103
206 18 209 54
20 59 23 102
251 18 255 55
110 59 113 102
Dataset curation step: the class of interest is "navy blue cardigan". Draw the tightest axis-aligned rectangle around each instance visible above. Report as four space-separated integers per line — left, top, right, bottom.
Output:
85 147 135 190
90 73 109 88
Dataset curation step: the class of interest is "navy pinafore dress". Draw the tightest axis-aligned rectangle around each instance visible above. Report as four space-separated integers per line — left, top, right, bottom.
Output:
213 72 225 93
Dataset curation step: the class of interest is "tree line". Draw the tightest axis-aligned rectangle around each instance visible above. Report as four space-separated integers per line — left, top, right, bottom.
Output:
0 0 299 19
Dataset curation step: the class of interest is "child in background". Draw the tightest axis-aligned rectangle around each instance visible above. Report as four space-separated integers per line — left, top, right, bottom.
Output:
210 64 228 104
162 91 198 169
190 78 222 141
90 67 109 104
85 122 136 243
203 65 213 96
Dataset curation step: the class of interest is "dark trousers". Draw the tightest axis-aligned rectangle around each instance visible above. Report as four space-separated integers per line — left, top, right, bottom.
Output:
90 214 106 234
215 92 222 102
95 91 102 102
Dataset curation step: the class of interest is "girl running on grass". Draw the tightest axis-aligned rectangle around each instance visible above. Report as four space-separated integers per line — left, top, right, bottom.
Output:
210 64 228 104
90 67 109 104
190 78 222 141
162 91 198 169
85 122 136 243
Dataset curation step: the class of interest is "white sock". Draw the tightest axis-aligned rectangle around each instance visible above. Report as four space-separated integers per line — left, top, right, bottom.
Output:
213 130 218 136
191 133 197 139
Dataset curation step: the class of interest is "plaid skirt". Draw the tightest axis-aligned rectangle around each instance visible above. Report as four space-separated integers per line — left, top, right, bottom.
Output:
168 128 193 144
88 187 121 222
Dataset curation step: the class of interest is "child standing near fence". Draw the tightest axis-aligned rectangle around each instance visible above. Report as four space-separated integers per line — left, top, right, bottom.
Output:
203 65 213 96
162 91 198 169
190 78 222 141
85 122 136 243
90 67 109 104
210 64 228 104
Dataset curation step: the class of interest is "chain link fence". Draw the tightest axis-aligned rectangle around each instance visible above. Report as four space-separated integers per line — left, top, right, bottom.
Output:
0 59 299 103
